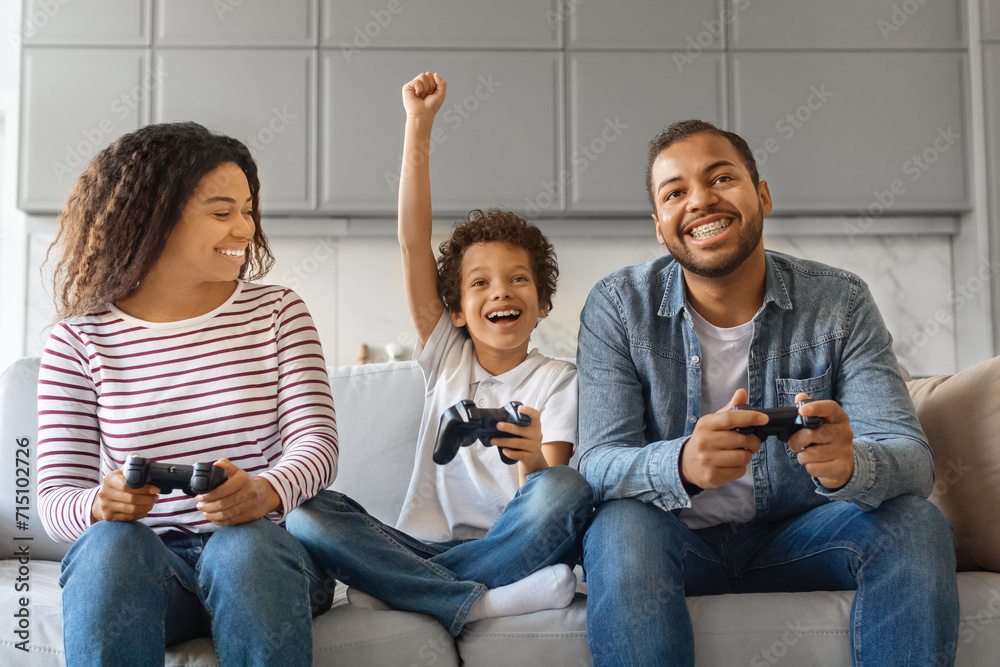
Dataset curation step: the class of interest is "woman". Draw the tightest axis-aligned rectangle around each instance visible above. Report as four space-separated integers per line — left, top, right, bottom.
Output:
37 122 338 666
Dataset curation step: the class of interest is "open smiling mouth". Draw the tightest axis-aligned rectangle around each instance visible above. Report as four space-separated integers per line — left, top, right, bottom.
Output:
689 218 732 240
486 309 522 324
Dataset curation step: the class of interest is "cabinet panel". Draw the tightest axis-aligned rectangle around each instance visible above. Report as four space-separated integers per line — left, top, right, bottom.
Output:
568 52 726 213
22 0 149 45
568 0 724 50
985 46 1000 296
732 0 965 49
321 51 561 215
19 50 149 212
154 50 317 212
985 0 1000 40
321 0 559 49
732 52 968 213
154 0 317 46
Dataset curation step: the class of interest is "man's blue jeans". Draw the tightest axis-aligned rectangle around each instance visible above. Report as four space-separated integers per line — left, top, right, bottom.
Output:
286 465 594 636
583 495 959 667
59 519 334 667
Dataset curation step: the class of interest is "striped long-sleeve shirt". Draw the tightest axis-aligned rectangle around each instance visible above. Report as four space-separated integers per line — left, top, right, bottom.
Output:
37 282 339 543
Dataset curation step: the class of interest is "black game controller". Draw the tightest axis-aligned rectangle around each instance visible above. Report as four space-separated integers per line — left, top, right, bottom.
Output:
433 400 531 465
732 400 826 442
124 456 228 496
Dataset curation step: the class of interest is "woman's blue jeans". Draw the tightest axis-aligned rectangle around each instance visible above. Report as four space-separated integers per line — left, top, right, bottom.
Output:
286 465 595 636
59 519 334 667
583 494 959 667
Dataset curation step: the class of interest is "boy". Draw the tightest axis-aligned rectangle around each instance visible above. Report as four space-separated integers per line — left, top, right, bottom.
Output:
287 72 593 637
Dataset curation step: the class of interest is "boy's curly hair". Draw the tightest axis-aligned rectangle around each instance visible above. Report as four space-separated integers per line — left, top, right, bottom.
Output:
437 208 558 315
47 121 274 320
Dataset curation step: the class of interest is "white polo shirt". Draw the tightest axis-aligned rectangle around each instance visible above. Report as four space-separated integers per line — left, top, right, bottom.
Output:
395 311 578 543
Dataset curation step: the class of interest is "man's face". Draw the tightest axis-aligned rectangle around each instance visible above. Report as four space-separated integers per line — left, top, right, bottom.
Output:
649 132 772 278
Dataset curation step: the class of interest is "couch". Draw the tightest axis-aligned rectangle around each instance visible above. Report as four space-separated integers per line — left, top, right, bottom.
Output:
2 356 1000 666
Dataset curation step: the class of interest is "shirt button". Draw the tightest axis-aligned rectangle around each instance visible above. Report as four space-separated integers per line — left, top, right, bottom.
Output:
484 380 493 387
478 399 486 407
691 356 700 364
689 416 697 424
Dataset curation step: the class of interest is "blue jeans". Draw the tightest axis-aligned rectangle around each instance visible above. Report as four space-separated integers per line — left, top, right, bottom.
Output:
59 519 334 667
286 465 594 635
583 495 959 667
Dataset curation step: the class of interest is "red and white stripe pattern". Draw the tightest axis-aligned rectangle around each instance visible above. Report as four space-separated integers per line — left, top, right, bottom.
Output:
37 283 338 543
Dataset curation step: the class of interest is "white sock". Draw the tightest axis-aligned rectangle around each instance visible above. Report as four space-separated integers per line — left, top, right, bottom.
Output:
346 586 394 611
466 564 577 623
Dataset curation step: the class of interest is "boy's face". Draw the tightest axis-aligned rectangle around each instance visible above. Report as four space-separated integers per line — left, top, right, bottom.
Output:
450 242 548 360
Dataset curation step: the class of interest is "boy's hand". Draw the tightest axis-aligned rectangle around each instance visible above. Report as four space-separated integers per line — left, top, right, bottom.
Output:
787 392 855 490
196 459 281 526
91 461 159 523
493 405 547 476
679 389 767 491
402 71 446 119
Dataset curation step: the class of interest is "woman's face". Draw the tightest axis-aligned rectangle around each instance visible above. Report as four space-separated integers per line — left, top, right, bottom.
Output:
153 162 255 287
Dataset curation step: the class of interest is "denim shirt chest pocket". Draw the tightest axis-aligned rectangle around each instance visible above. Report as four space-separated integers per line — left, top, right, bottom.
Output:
774 366 832 458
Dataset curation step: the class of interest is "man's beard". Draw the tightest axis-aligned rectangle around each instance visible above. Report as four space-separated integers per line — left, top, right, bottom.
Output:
664 204 764 279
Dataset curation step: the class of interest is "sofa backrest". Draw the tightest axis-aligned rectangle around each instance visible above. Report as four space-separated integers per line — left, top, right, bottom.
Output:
326 361 425 525
0 358 426 563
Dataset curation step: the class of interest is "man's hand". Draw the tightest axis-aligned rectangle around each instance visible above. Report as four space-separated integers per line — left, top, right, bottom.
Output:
91 462 159 523
196 459 281 526
788 392 855 490
402 71 446 120
679 389 768 490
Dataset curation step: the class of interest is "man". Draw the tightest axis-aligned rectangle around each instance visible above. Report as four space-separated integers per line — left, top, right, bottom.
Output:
576 120 959 666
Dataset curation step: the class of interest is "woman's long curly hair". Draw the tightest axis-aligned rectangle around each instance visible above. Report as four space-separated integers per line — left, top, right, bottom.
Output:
47 121 274 320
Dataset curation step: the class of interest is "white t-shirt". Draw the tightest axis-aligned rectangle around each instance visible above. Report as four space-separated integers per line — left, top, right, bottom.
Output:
395 311 578 543
677 304 755 529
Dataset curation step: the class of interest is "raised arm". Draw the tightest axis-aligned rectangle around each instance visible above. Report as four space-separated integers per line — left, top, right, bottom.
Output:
399 71 448 345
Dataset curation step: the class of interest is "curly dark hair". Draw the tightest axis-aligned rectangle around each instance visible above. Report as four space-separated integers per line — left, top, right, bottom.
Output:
646 119 760 211
437 208 558 316
47 121 274 320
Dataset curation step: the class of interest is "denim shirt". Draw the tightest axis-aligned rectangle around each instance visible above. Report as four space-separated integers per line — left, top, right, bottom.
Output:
576 250 933 524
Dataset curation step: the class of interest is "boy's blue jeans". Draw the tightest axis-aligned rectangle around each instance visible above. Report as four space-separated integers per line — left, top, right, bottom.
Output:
286 465 595 636
584 494 959 667
59 519 333 667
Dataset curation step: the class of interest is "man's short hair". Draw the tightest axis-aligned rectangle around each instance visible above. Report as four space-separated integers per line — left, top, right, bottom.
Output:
645 120 760 211
437 208 558 316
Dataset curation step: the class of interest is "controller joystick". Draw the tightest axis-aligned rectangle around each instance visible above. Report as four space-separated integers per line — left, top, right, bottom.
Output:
433 400 531 465
123 456 228 496
732 399 827 442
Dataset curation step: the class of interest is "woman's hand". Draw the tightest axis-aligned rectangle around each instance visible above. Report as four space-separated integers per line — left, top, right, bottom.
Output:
196 459 281 526
91 465 159 524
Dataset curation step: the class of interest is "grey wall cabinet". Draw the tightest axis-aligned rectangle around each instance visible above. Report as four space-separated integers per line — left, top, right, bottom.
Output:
567 0 724 50
321 0 559 49
985 45 1000 290
731 52 968 214
154 0 317 46
15 1 976 219
986 0 1000 40
567 52 726 214
22 0 149 46
153 50 317 213
19 49 149 211
731 0 965 49
321 50 561 215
